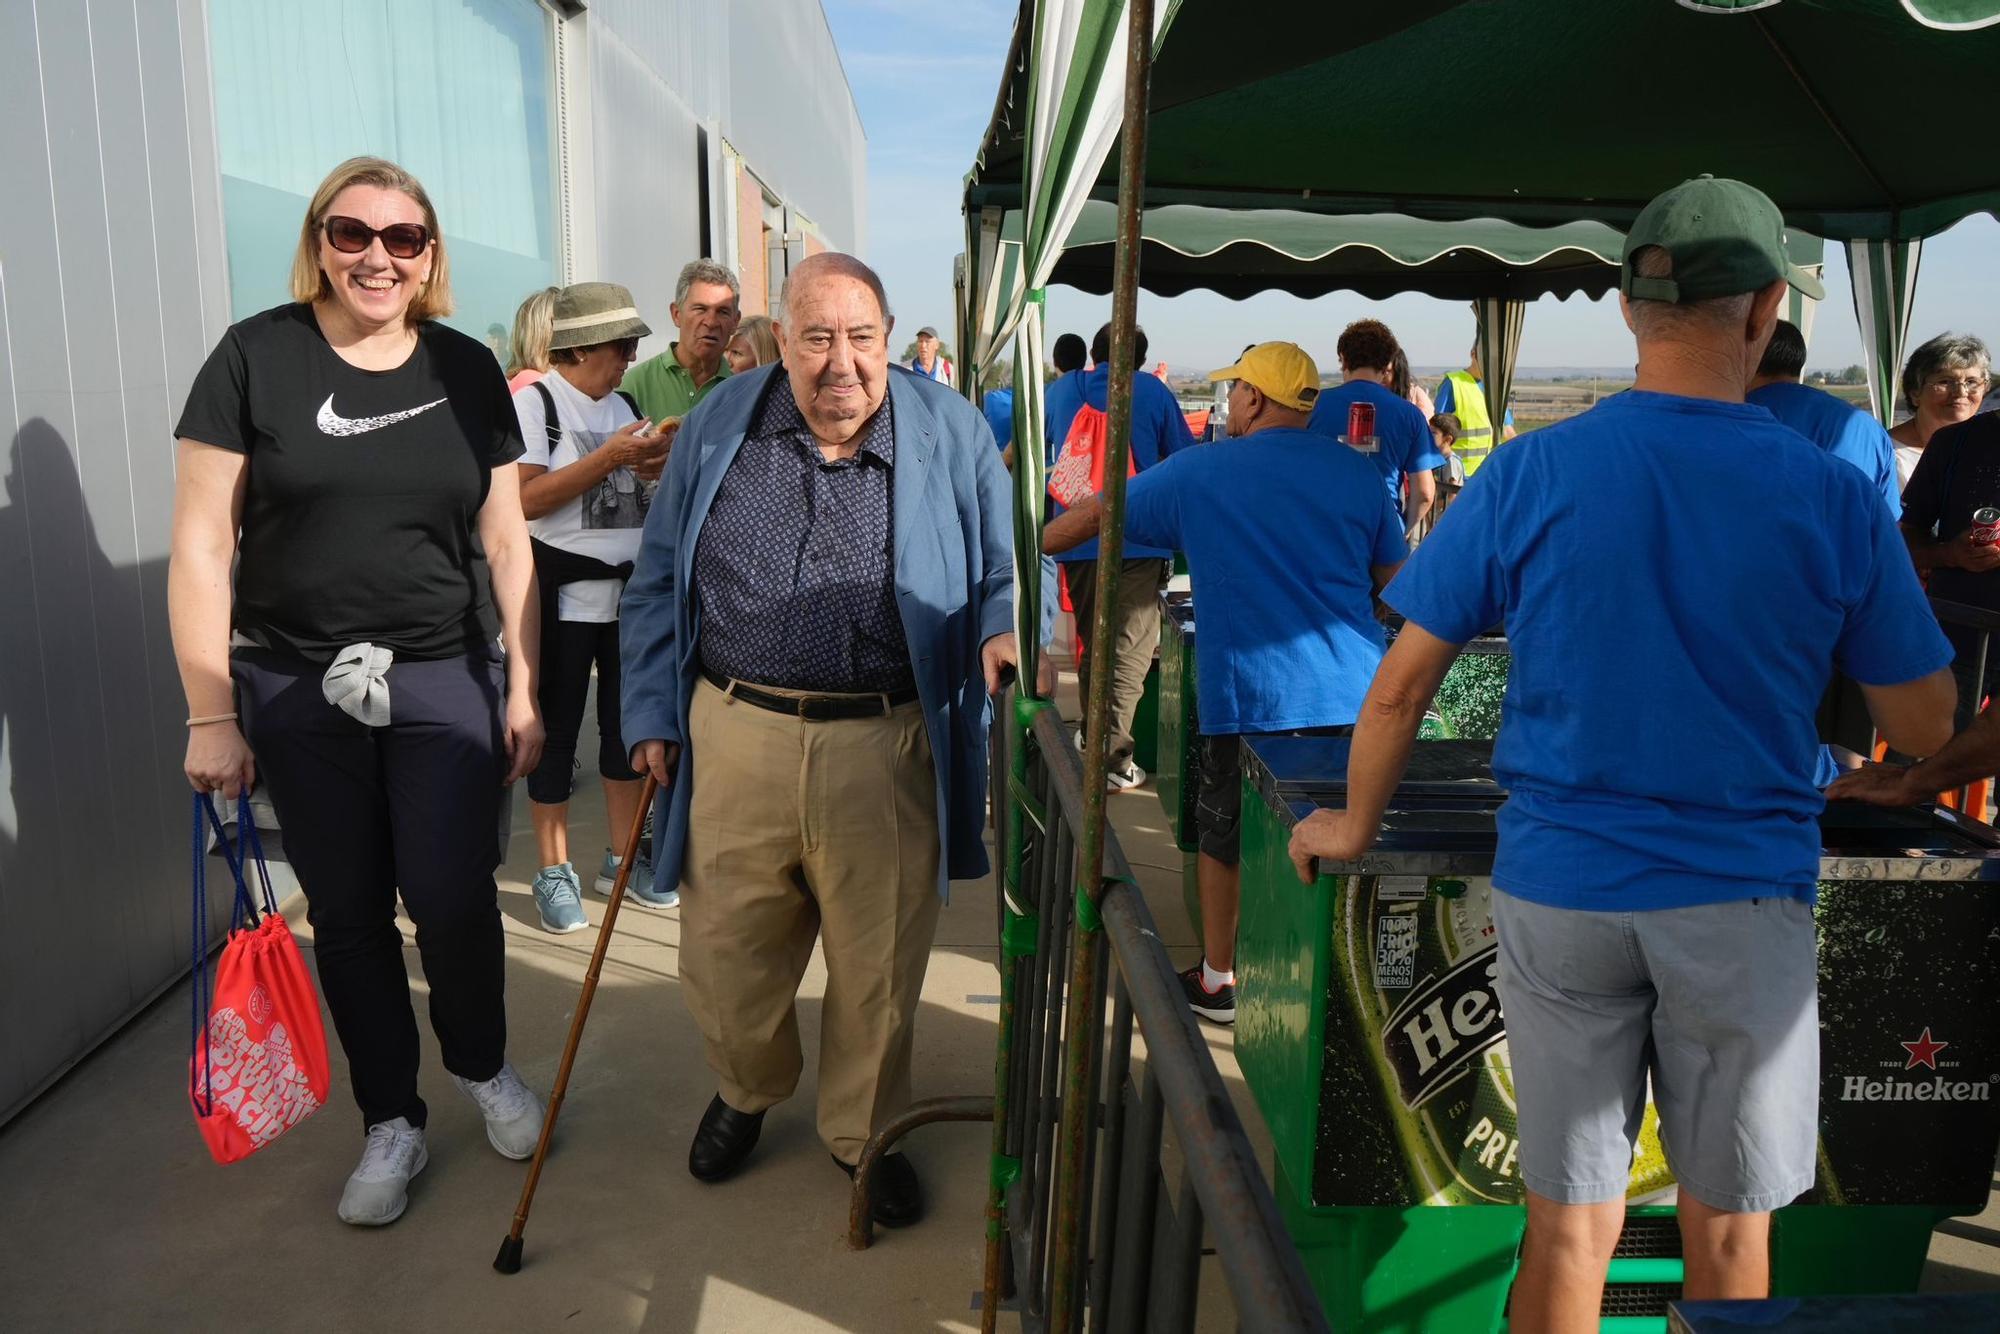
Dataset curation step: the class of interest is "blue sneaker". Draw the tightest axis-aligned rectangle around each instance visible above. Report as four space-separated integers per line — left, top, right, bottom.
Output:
531 864 588 934
595 847 677 910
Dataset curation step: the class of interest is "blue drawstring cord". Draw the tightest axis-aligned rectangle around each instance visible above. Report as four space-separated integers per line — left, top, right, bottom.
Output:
189 792 276 1115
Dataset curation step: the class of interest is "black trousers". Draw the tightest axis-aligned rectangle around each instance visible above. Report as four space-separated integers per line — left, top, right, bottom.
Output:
527 617 638 806
233 645 510 1131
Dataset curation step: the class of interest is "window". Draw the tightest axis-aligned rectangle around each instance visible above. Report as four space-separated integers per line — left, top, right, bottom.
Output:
209 0 560 359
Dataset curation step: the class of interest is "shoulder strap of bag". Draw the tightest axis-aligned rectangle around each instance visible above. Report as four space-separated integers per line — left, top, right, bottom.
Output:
191 793 269 1113
532 380 563 452
615 389 641 419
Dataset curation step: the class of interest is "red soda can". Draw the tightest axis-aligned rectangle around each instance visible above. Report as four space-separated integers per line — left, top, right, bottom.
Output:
1973 507 2000 545
1346 401 1375 448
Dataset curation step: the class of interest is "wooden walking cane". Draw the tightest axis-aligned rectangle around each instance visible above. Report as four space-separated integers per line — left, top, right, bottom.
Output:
495 773 660 1274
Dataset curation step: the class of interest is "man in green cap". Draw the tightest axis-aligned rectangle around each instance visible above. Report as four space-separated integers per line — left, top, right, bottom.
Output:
622 259 743 428
1287 176 1957 1330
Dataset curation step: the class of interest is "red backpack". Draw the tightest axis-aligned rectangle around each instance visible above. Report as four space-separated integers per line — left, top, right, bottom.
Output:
1046 402 1138 509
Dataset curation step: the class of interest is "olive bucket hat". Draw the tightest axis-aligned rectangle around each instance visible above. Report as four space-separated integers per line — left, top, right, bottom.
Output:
547 281 651 351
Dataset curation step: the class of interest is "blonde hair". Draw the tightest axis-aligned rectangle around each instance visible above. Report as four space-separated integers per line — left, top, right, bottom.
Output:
290 156 453 321
505 286 561 377
732 314 780 367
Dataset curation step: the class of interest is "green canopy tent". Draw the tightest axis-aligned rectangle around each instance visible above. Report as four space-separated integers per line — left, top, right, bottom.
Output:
966 0 2000 457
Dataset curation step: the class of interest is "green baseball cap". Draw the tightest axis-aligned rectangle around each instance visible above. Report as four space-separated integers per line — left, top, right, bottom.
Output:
1620 175 1825 304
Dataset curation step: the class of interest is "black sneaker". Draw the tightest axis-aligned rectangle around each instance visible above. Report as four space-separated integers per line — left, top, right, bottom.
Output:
1178 964 1235 1025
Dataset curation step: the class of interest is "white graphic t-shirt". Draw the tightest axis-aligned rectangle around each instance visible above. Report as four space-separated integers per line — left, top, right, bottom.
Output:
515 372 646 622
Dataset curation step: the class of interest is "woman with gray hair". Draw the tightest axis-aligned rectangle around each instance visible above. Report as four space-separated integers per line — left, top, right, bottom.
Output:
514 283 676 932
1891 332 1991 489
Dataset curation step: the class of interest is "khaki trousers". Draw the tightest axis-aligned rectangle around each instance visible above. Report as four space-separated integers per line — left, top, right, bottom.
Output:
1065 558 1167 768
680 677 942 1163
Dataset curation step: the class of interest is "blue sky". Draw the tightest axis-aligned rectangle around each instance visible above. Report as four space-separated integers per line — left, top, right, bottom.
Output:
821 0 2000 374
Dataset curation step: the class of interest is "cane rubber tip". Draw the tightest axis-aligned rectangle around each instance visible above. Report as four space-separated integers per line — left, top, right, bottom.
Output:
494 1236 524 1274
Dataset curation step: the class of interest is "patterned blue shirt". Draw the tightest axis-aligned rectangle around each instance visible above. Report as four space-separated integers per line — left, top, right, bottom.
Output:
693 379 913 692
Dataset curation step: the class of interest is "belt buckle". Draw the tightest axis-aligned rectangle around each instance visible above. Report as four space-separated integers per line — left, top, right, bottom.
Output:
798 695 834 722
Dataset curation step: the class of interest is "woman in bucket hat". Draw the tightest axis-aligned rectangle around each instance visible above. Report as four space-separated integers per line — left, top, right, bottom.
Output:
513 283 678 933
170 156 548 1226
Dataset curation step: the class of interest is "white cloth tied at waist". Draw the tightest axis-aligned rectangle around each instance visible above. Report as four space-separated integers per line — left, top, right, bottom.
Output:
322 642 394 726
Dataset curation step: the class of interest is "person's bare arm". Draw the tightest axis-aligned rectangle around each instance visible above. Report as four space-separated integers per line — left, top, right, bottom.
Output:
1370 562 1404 595
1287 621 1462 882
518 418 670 520
1830 696 2000 805
478 461 545 783
1403 470 1436 537
1903 523 2000 575
169 440 257 798
1043 494 1103 555
1858 666 1958 759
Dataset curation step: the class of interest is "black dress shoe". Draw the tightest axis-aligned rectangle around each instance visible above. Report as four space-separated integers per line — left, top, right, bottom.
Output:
688 1094 765 1182
834 1151 925 1228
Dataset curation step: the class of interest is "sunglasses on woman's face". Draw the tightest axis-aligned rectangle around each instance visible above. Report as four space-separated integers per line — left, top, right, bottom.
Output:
322 215 432 260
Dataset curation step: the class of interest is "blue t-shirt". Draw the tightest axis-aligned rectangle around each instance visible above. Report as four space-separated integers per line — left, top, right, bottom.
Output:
983 388 1015 453
1386 391 1951 911
1309 380 1445 509
1124 426 1407 734
1044 368 1089 466
1050 364 1196 563
1434 376 1515 427
1746 381 1900 519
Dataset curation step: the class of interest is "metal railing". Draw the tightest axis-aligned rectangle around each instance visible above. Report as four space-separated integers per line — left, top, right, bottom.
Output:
976 693 1327 1334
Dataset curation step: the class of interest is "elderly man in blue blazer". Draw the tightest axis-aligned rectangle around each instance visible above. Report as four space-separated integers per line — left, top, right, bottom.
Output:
620 252 1018 1227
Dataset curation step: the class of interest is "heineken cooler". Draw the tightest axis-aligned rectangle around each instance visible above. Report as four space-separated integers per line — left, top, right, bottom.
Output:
1234 735 2000 1334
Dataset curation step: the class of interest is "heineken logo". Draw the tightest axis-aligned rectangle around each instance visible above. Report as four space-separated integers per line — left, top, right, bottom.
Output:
1901 1028 1948 1070
1840 1075 1990 1103
1382 945 1504 1110
1838 1028 1993 1104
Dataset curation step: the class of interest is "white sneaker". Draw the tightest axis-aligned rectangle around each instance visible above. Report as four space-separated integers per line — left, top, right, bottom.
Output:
1107 759 1146 791
338 1117 428 1226
453 1062 544 1161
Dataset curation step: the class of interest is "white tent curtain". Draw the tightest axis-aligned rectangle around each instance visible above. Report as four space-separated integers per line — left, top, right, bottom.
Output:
1848 238 1925 425
1474 298 1527 434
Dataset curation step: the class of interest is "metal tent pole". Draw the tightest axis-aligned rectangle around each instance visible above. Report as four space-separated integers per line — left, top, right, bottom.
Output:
1048 0 1153 1327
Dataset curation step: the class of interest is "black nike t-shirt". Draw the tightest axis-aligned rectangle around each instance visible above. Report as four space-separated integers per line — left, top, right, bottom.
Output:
175 303 526 661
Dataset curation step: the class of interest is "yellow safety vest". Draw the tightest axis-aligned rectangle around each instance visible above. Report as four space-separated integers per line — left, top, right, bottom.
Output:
1442 371 1497 476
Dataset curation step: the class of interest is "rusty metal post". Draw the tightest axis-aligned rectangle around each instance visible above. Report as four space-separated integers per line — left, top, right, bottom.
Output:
1049 0 1154 1327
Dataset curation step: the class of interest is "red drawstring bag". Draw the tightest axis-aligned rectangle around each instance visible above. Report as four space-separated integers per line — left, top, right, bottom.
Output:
1045 401 1136 510
189 794 330 1164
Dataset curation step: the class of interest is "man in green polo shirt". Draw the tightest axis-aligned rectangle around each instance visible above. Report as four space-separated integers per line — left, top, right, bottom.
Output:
624 259 744 425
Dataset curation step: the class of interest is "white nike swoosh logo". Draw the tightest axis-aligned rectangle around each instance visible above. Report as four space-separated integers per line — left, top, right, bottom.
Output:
316 394 447 437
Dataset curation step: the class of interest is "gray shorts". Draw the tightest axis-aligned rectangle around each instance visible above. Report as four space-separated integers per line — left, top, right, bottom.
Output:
1492 888 1819 1213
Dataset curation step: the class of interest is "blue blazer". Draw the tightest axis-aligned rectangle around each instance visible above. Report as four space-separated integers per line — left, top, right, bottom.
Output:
620 364 1017 899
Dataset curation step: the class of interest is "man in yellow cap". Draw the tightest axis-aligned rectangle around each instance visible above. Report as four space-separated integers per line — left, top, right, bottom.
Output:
1044 342 1406 1023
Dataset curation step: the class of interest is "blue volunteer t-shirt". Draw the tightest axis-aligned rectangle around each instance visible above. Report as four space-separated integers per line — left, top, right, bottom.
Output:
1309 380 1445 510
1044 367 1089 466
1747 381 1901 519
1124 426 1408 734
1386 391 1951 910
1050 363 1196 563
983 387 1015 453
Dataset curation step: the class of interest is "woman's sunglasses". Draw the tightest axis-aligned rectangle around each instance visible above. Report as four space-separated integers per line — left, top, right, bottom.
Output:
322 215 432 260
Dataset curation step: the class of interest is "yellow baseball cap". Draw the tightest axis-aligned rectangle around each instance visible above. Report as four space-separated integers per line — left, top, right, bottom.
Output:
1209 342 1320 412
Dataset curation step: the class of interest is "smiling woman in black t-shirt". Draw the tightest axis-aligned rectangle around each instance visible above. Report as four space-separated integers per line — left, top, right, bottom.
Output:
168 156 547 1228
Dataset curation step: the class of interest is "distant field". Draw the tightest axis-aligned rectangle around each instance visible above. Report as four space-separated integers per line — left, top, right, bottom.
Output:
1508 377 1872 432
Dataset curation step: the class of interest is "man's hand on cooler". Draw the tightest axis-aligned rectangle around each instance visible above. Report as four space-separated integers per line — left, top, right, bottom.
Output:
1287 807 1378 885
1825 761 1924 808
980 633 1020 695
631 739 682 788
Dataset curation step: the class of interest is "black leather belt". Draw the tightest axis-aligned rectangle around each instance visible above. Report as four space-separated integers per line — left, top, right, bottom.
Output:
702 667 918 721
